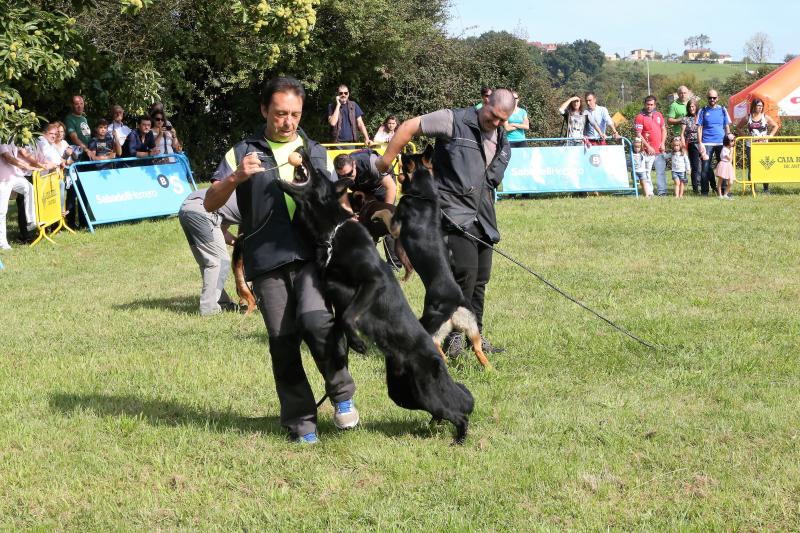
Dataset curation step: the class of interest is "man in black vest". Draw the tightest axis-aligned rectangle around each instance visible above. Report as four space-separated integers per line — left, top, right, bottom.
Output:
376 88 515 356
204 77 358 444
327 84 372 144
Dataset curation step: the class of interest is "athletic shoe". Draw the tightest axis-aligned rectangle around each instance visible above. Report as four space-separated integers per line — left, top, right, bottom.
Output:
444 333 465 358
333 398 359 430
480 335 506 354
219 302 246 314
0 243 11 250
298 432 319 444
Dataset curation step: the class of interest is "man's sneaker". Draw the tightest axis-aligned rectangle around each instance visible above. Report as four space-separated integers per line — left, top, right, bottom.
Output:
298 432 319 444
333 398 359 429
480 335 506 354
444 333 465 358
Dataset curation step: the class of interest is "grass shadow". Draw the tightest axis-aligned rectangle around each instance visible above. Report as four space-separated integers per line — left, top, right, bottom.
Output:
49 392 283 435
114 296 197 314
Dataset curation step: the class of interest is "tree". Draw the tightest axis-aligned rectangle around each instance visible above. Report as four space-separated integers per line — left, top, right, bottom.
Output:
697 34 711 49
683 36 698 49
786 54 798 63
743 32 774 64
542 39 604 86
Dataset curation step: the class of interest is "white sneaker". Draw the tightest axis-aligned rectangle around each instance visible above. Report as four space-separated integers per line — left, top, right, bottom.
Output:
333 398 360 429
0 243 11 250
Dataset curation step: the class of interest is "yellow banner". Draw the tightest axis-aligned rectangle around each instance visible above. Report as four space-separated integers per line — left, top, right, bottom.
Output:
749 142 800 183
33 169 63 226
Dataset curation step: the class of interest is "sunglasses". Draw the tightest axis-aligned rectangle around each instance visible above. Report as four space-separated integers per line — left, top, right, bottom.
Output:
338 91 349 96
707 96 718 100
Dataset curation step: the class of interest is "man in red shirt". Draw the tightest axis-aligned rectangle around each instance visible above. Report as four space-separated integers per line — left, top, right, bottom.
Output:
634 95 668 196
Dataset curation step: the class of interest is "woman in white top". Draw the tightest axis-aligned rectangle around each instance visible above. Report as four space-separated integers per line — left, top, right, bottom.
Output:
373 115 397 144
150 111 182 156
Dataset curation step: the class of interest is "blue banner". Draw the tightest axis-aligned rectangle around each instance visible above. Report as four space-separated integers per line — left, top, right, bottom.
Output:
69 154 197 232
499 143 634 196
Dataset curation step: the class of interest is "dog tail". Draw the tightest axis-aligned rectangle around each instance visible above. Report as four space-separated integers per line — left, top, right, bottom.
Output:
394 238 414 281
232 238 256 315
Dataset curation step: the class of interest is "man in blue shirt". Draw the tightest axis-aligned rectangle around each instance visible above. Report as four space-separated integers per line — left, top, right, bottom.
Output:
122 116 156 158
326 84 371 144
697 89 731 195
583 92 621 143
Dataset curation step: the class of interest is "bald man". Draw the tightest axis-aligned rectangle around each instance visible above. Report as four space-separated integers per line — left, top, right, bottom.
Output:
377 88 515 357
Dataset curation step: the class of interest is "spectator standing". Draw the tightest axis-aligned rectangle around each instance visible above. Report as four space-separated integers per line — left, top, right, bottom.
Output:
505 91 530 147
108 105 132 148
36 123 66 171
150 112 183 155
376 88 516 356
631 137 653 197
123 116 156 158
670 137 691 198
715 133 736 198
64 95 91 160
584 91 621 142
55 122 74 165
373 115 398 144
179 188 242 316
0 143 41 249
327 84 371 144
559 95 603 142
633 95 668 196
204 76 358 444
738 98 779 193
667 86 691 138
697 90 731 196
476 86 492 109
680 99 706 194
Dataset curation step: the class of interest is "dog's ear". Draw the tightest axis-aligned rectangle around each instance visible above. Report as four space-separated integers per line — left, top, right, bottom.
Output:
422 144 434 168
334 177 353 197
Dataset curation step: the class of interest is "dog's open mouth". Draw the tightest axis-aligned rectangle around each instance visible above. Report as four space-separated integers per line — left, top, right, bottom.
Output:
292 164 310 186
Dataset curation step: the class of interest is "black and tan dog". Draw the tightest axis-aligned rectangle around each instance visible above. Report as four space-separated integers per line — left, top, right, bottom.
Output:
231 238 257 315
277 148 474 444
390 146 491 368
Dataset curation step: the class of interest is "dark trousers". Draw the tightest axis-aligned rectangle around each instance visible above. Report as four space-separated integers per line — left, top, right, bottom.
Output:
445 223 493 332
701 144 721 195
252 261 355 437
687 142 703 193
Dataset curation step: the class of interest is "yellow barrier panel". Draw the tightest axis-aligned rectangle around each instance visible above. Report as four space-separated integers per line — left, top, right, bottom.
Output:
30 168 74 247
320 142 417 177
734 136 800 196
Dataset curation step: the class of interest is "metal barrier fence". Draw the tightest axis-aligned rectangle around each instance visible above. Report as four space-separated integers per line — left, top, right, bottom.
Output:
497 137 637 198
733 136 800 196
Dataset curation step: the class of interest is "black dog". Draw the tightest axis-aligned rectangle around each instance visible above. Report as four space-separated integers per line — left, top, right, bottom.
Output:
277 148 474 444
390 147 491 368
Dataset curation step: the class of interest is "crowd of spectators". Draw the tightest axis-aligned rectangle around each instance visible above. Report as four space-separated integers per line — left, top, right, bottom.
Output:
0 95 184 247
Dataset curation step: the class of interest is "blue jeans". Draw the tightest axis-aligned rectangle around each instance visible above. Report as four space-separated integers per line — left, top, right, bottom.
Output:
653 153 668 195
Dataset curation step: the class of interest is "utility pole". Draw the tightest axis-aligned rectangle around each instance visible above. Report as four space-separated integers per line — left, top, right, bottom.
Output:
646 58 651 95
621 82 625 107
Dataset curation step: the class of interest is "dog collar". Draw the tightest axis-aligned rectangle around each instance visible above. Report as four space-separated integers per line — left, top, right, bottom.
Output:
324 220 349 268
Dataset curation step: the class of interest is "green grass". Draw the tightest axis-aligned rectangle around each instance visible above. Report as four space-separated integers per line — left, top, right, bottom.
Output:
2 189 800 529
606 61 769 83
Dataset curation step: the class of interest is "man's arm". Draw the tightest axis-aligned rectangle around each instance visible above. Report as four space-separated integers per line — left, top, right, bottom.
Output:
376 116 422 174
204 152 262 212
68 132 87 151
666 103 682 126
381 174 397 205
605 109 620 138
17 147 45 169
327 102 340 127
659 118 667 152
356 116 371 144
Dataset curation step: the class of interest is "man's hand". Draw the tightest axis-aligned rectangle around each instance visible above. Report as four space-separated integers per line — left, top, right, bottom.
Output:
233 152 263 183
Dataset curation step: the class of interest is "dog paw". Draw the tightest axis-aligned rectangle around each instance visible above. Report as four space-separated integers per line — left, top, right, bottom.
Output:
347 335 368 354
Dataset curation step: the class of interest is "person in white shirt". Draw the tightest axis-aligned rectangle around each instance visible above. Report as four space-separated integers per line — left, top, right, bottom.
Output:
0 143 42 248
107 105 132 148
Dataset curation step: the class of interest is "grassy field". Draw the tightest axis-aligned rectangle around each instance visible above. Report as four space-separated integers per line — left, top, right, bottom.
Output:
2 188 800 529
606 61 769 83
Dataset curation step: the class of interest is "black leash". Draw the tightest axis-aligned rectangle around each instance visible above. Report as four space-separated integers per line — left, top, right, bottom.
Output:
442 211 659 350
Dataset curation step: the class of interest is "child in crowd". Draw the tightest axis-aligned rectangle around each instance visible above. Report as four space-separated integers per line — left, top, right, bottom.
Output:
670 137 691 198
715 133 736 199
86 119 120 161
632 137 653 197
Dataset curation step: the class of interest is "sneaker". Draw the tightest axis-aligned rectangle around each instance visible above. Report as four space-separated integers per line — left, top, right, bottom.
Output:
479 335 506 354
0 242 10 250
444 333 465 358
298 432 319 444
219 302 246 314
333 398 359 429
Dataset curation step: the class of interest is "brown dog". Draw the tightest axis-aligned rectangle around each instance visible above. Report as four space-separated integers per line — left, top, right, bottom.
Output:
232 237 256 315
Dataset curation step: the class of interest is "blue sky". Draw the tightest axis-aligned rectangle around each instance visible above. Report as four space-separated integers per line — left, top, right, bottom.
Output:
447 0 795 62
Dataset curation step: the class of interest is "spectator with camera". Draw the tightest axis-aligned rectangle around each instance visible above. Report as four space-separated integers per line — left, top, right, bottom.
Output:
150 111 182 155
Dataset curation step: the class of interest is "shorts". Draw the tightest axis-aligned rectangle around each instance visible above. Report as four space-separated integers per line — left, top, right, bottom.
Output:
672 171 687 184
636 172 651 185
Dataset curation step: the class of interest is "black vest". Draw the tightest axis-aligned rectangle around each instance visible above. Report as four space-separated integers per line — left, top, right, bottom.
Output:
432 107 510 243
234 128 330 280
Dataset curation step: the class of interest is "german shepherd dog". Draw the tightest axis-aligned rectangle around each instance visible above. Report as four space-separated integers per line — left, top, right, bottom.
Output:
391 146 491 368
277 148 474 444
232 238 257 315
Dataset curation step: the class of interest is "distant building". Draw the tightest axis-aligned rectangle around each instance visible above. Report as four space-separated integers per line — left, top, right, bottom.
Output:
605 53 620 62
716 54 732 64
684 48 712 61
628 48 656 61
530 41 559 53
